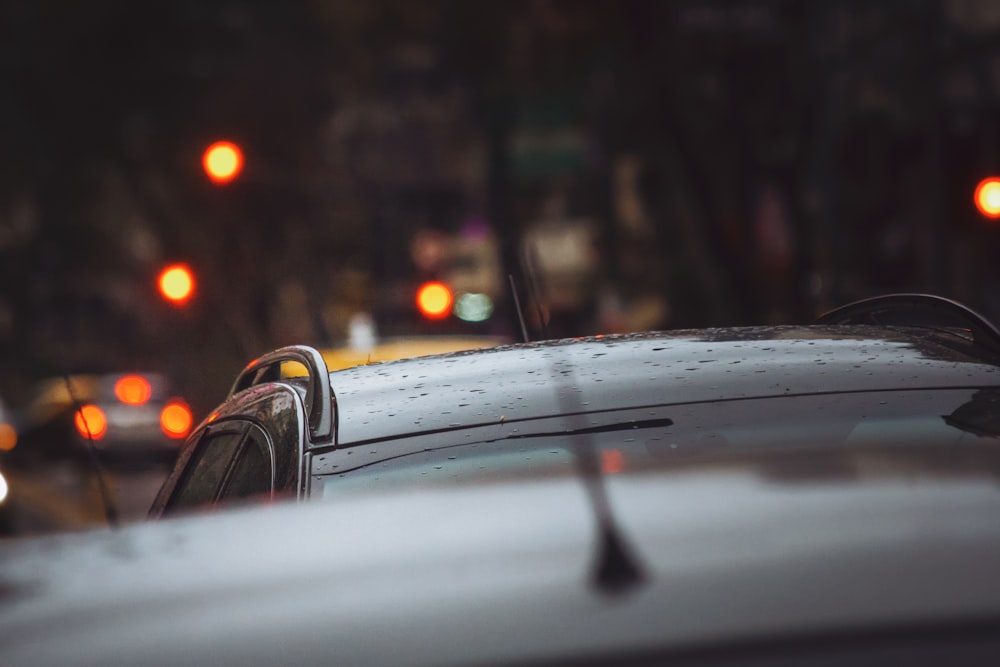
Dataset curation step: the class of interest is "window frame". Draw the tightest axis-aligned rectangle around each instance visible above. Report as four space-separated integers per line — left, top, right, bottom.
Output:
150 384 310 518
162 419 275 515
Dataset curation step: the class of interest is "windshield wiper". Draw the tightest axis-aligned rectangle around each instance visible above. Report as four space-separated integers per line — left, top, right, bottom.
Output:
506 417 674 440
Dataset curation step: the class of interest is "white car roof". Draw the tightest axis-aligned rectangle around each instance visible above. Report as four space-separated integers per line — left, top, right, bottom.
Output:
330 326 1000 446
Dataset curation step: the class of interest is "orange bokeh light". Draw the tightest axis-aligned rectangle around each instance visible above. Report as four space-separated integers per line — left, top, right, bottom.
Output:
416 281 453 320
115 375 152 405
0 423 16 452
202 140 244 184
974 177 1000 219
158 264 195 305
74 404 108 440
161 401 193 439
600 448 626 474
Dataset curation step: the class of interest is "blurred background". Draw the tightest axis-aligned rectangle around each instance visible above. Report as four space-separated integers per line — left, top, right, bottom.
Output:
3 0 1000 532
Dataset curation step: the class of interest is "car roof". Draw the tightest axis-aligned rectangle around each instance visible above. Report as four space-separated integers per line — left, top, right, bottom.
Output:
2 442 1000 665
328 325 1000 447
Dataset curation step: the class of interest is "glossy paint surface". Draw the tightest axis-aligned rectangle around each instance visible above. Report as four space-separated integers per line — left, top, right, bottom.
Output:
329 326 1000 447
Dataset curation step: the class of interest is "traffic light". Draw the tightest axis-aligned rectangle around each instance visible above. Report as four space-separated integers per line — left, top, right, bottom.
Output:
157 263 196 305
974 176 1000 220
202 140 244 185
416 281 454 320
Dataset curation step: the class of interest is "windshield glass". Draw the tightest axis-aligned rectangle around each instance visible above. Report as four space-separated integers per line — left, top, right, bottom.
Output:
312 388 1000 500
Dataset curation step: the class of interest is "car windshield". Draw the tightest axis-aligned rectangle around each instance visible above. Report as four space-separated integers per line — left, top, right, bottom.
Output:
312 387 1000 500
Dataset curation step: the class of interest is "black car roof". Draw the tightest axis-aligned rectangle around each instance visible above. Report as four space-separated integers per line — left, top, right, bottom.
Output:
327 325 1000 447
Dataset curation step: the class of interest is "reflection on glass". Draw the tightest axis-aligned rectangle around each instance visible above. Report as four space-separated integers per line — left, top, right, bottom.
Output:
313 388 999 500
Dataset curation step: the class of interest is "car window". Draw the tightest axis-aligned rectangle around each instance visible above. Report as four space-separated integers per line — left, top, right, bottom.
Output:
219 428 274 501
312 388 1000 500
166 421 274 514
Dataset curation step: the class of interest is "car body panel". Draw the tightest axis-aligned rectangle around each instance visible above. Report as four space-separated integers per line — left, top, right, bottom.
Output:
329 326 1000 447
307 384 1000 502
2 444 1000 665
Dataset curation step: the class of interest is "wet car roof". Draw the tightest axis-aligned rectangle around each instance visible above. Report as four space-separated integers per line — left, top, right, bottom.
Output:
329 325 1000 447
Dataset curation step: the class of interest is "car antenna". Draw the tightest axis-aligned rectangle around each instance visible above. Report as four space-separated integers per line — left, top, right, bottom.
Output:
520 243 643 592
507 245 552 344
574 427 647 595
546 353 646 596
522 244 550 340
508 274 531 343
62 373 119 528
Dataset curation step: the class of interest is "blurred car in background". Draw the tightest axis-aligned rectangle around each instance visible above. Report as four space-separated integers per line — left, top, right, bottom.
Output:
16 372 193 465
2 294 1000 665
319 334 508 371
0 394 16 455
